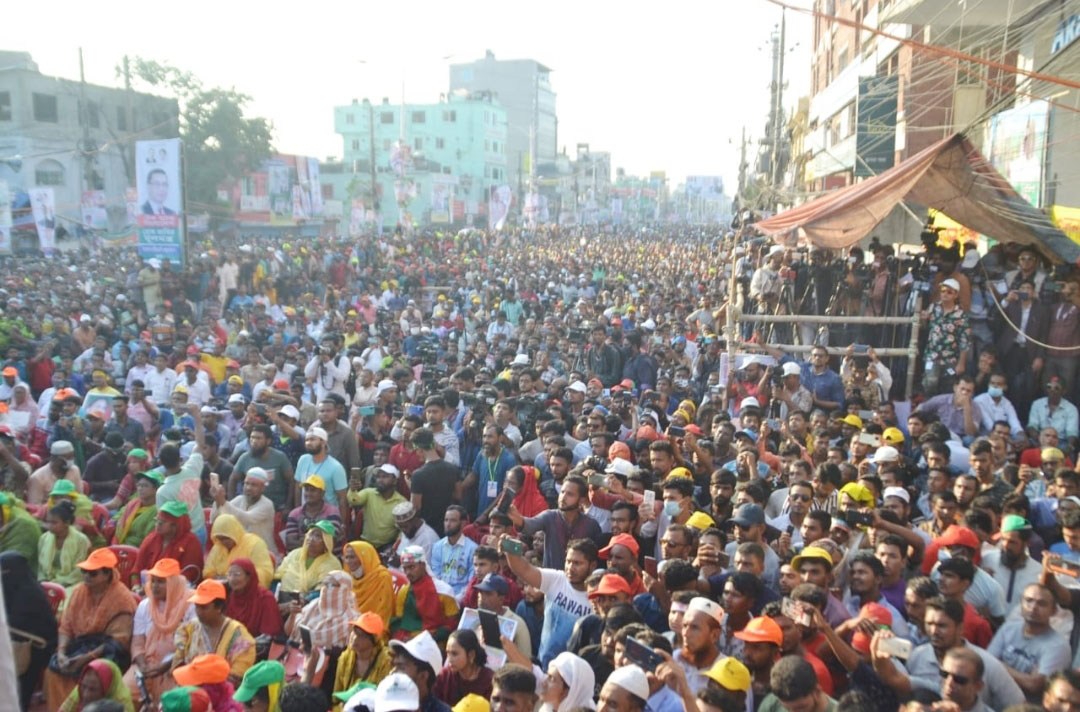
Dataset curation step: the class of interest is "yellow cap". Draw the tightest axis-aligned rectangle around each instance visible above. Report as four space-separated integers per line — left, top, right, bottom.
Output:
704 657 751 693
303 475 326 491
791 546 834 572
453 694 490 712
1042 447 1065 462
686 511 716 532
840 482 875 508
667 467 693 481
882 426 905 444
839 414 864 429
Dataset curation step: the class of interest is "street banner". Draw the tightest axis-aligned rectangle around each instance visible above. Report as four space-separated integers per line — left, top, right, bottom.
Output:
29 187 56 255
988 100 1050 208
431 176 456 224
136 138 184 266
307 157 323 216
267 161 293 224
489 185 511 231
0 181 10 254
81 190 108 230
855 75 899 177
350 200 365 237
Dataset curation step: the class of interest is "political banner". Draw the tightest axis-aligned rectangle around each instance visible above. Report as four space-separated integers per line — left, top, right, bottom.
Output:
29 187 56 255
987 100 1050 208
430 177 456 224
349 200 366 237
81 190 108 231
489 185 511 231
307 157 323 217
136 138 184 266
267 161 293 224
0 181 10 254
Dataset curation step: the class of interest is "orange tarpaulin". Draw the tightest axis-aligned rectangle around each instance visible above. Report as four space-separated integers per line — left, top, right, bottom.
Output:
755 133 1078 264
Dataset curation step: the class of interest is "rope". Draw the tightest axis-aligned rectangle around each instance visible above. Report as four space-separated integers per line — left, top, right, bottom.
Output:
979 262 1080 352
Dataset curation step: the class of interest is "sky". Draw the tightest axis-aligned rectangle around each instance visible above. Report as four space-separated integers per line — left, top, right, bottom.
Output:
7 0 810 193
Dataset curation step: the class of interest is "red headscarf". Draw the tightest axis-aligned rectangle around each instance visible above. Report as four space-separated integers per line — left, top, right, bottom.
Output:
223 558 283 638
513 465 549 518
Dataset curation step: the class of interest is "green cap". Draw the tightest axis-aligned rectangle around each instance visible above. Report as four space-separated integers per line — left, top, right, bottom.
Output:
160 686 210 712
233 660 285 703
135 470 164 487
0 492 12 506
333 680 376 703
49 480 76 497
312 520 336 537
128 448 148 459
159 500 190 519
1001 514 1032 533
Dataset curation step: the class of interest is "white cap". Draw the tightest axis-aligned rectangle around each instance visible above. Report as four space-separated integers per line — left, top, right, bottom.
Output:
739 396 760 410
50 440 74 456
279 404 300 421
379 463 401 478
227 393 246 404
782 362 802 377
373 673 419 712
352 356 364 366
941 278 961 291
873 445 900 463
307 426 328 442
686 596 725 626
511 353 530 366
768 245 785 257
568 381 587 393
605 458 636 477
200 406 217 416
344 686 377 712
388 630 443 678
883 485 910 503
378 379 398 394
79 314 92 323
607 665 650 700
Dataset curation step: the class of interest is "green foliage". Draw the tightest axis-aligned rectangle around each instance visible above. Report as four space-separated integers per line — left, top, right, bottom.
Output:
120 58 274 209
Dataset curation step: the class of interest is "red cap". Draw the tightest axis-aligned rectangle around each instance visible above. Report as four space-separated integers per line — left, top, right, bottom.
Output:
608 441 631 462
186 345 199 355
635 425 661 441
589 573 633 598
619 379 634 390
599 533 641 560
685 424 704 436
272 379 290 390
851 603 893 653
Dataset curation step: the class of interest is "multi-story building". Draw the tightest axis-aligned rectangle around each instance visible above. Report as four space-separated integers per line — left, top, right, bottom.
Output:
330 90 507 227
0 50 179 240
449 51 556 190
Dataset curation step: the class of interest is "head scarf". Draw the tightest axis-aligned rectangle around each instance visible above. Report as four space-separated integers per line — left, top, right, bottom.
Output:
58 659 135 712
294 570 358 649
224 557 276 637
345 541 394 624
205 514 274 587
144 567 192 656
513 465 549 518
0 551 55 642
542 652 596 712
275 524 341 594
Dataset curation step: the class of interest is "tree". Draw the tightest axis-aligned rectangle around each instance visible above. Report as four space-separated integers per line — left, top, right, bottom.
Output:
119 58 274 210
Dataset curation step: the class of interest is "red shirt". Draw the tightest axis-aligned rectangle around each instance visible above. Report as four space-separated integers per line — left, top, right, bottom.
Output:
389 443 423 496
962 601 992 648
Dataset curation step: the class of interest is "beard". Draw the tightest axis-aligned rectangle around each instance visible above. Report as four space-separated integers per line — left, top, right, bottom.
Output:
1000 548 1023 568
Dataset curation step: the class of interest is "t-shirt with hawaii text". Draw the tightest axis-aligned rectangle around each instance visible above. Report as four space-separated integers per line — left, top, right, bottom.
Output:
537 568 591 668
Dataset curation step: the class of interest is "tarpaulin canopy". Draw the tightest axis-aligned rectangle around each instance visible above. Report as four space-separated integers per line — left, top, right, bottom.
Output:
755 132 1080 264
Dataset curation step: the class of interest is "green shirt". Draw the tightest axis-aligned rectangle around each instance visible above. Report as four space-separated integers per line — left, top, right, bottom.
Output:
347 487 406 548
758 692 837 712
234 448 295 511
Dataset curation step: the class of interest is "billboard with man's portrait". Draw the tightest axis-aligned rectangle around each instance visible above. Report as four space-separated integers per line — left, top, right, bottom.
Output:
135 139 184 265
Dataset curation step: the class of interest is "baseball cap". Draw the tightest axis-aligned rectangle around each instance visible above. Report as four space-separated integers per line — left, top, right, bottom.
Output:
379 463 401 479
1042 447 1065 462
734 616 783 645
734 428 758 444
941 278 961 291
590 573 634 599
272 379 290 390
76 547 118 571
49 479 76 498
882 427 905 444
939 525 980 552
187 579 227 605
600 533 641 560
374 673 420 712
172 654 231 686
605 458 636 477
704 657 751 693
452 694 490 712
303 475 326 491
146 557 182 579
1 367 15 377
232 661 285 704
160 501 190 518
686 511 717 532
782 362 802 377
160 687 212 712
839 414 864 429
739 396 760 410
851 602 893 653
227 393 246 404
351 611 386 638
307 426 328 442
511 354 530 366
227 375 244 386
790 546 835 571
731 503 765 528
388 630 443 677
607 665 649 700
873 446 900 464
567 380 587 393
839 482 875 508
1001 514 1032 533
279 404 300 421
474 573 510 596
686 597 726 626
135 470 165 487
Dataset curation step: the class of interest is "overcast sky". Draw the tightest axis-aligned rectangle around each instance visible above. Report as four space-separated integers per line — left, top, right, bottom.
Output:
8 0 810 192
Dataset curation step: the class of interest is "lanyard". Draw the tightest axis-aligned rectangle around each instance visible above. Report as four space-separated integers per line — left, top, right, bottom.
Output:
485 448 503 482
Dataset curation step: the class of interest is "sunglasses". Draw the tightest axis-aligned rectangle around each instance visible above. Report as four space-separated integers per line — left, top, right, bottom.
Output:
939 669 971 686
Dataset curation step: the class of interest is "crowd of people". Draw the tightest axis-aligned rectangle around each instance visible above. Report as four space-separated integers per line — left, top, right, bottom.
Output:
1 225 1080 712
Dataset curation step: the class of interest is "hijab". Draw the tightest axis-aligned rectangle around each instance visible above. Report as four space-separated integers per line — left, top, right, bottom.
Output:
59 659 135 712
205 514 274 587
542 652 596 712
513 465 549 517
144 568 191 655
345 541 394 623
276 525 341 594
294 570 358 649
224 557 281 638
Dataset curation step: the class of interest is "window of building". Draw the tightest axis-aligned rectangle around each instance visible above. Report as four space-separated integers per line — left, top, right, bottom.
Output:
351 139 360 151
116 105 127 131
35 159 65 186
346 113 355 124
493 141 499 153
435 138 445 149
442 110 456 122
442 166 451 174
836 46 849 74
484 166 490 178
414 137 422 150
846 103 856 138
32 93 58 123
0 92 10 121
411 111 425 123
380 111 394 124
85 100 100 128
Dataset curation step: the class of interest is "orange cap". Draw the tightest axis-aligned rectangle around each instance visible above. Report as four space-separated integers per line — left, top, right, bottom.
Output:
2 367 16 377
76 548 119 571
187 579 227 605
733 616 783 646
588 573 633 599
351 611 386 637
146 557 182 579
172 654 231 686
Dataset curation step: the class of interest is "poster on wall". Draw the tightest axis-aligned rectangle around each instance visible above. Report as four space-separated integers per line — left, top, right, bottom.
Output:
489 185 511 231
987 100 1049 208
267 161 293 224
135 138 184 266
29 187 56 256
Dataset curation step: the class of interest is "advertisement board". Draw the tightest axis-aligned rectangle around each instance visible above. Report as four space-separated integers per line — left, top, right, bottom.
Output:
855 75 899 177
987 100 1049 208
489 185 512 231
136 138 184 266
29 187 56 255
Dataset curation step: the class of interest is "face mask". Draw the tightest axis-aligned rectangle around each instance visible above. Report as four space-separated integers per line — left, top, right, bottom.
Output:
674 379 689 390
987 386 1004 398
663 500 683 518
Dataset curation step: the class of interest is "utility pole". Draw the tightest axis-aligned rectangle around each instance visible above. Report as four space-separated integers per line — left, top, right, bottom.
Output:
769 9 788 206
738 127 748 200
368 100 378 214
78 48 94 194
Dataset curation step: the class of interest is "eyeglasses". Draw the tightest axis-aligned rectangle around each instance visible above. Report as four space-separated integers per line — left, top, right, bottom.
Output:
790 494 812 502
939 669 971 686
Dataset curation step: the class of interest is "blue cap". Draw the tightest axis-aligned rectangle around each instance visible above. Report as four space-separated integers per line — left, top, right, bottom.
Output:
735 428 758 443
474 573 509 596
732 503 765 528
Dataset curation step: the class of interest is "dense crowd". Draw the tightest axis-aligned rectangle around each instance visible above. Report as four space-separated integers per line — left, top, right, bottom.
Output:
2 226 1080 712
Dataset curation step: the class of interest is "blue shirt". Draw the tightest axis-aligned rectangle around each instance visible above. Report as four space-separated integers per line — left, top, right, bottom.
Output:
647 684 684 712
1028 397 1080 440
799 363 845 408
295 453 348 508
471 447 517 515
430 535 478 598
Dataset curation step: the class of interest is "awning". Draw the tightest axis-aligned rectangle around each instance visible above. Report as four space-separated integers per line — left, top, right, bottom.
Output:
754 132 1080 264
